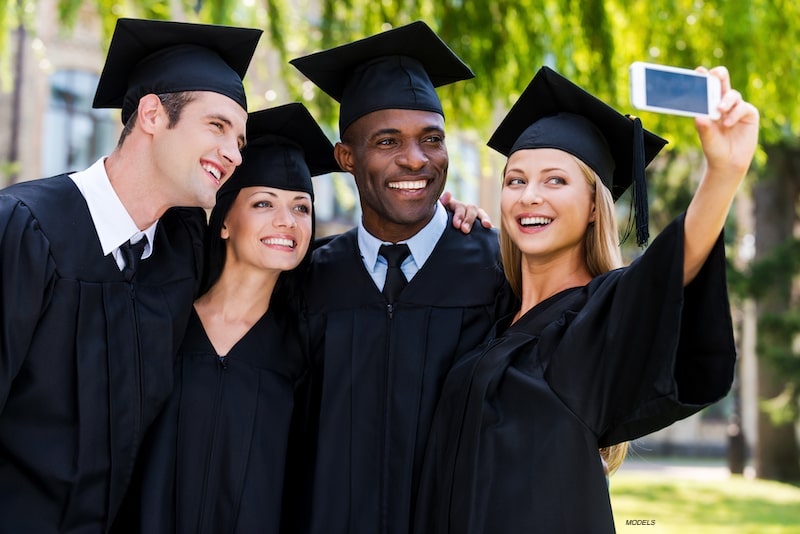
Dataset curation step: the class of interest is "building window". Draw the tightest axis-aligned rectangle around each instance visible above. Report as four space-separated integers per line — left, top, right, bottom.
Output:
41 69 117 176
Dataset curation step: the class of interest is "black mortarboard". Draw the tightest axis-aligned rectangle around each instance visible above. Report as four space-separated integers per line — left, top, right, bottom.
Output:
488 66 668 246
289 21 474 135
216 102 340 202
93 18 262 124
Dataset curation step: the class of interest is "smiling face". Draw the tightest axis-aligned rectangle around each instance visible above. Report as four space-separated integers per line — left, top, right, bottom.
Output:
501 148 596 266
335 108 448 242
221 186 313 274
152 91 248 209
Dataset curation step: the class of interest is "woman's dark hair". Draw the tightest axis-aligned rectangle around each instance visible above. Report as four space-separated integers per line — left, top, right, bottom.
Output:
201 188 316 316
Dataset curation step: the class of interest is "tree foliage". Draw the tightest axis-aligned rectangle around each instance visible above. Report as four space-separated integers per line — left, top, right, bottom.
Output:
7 0 796 150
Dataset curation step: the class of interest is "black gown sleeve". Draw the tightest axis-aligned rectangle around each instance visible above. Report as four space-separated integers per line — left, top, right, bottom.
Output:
544 213 736 446
0 197 56 411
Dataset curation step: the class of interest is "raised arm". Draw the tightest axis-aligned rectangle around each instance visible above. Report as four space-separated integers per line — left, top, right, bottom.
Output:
683 66 759 285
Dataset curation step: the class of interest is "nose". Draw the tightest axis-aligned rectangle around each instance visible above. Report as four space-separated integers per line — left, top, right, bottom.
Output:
519 183 543 205
273 205 297 228
396 142 429 171
220 136 243 168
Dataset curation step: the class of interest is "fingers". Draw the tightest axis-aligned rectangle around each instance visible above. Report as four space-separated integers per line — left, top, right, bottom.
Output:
440 191 493 233
477 209 493 229
440 191 463 229
693 66 760 175
695 66 758 128
441 190 471 231
458 204 478 233
457 205 493 232
707 65 731 94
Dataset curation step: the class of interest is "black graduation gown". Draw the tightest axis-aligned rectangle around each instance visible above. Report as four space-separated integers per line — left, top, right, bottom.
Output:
0 176 204 533
413 214 736 534
134 307 309 534
304 217 515 534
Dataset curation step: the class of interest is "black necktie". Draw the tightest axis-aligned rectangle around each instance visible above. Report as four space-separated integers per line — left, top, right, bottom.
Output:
120 238 147 281
379 243 410 303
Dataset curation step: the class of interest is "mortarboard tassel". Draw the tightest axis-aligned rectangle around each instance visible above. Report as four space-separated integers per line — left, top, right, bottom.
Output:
630 116 649 246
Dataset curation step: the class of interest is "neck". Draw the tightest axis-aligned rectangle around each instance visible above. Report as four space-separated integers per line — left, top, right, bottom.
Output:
361 205 436 243
197 265 279 321
104 146 170 230
516 252 592 320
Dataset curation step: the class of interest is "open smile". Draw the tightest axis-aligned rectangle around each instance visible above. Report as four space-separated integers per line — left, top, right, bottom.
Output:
519 216 553 228
202 162 223 185
388 179 428 191
261 237 296 249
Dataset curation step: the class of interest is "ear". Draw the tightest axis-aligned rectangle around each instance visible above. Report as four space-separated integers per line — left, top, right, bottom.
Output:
334 141 356 173
588 201 596 224
137 94 164 135
220 222 230 240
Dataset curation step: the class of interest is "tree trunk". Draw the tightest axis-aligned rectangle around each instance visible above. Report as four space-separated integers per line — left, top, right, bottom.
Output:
753 143 800 481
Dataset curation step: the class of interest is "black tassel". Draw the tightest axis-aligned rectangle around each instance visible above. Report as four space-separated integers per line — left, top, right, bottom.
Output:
631 116 649 247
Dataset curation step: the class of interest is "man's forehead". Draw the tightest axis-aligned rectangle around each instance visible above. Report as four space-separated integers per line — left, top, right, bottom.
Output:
191 92 248 120
355 108 446 136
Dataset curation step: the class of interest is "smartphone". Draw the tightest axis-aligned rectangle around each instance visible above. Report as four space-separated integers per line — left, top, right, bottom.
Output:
629 61 721 119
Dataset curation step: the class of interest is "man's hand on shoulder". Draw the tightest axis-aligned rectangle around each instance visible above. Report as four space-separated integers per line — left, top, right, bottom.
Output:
440 191 493 234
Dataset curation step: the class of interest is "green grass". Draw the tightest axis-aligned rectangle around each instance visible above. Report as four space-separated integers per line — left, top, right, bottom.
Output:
610 467 800 533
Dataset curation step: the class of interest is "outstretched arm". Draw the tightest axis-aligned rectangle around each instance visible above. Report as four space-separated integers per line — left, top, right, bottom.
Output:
683 66 759 285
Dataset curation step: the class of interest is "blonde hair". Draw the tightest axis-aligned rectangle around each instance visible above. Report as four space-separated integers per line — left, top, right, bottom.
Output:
499 152 628 473
600 443 629 475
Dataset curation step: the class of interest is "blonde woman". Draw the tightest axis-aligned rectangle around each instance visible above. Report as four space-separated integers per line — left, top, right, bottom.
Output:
414 65 758 533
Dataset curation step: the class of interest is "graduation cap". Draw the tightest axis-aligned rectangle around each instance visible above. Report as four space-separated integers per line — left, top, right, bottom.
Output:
93 18 262 124
289 20 474 135
216 102 340 202
488 66 668 246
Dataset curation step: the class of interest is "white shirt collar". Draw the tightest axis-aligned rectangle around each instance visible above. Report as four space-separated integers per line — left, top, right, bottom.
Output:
358 201 448 275
69 157 157 259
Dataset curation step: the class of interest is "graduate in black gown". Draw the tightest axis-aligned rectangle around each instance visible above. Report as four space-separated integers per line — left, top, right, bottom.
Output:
128 103 339 533
290 22 516 534
413 66 760 533
0 19 261 533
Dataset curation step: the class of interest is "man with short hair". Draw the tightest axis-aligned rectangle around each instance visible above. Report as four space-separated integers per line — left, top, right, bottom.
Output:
291 21 515 534
0 18 261 532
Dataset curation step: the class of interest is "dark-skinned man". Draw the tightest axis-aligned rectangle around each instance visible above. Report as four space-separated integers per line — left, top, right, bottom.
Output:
290 21 515 534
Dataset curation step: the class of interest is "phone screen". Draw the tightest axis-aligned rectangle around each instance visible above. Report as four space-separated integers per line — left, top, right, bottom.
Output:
645 68 709 114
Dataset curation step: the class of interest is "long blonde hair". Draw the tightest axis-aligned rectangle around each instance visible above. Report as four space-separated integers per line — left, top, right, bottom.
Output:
499 152 628 473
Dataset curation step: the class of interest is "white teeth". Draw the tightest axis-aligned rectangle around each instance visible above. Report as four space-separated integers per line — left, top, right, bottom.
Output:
202 164 221 181
389 180 427 190
520 216 552 227
261 237 295 248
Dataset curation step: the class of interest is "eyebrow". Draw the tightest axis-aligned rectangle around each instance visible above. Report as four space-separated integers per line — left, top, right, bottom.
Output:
505 166 568 175
367 124 445 141
246 190 312 201
368 128 401 141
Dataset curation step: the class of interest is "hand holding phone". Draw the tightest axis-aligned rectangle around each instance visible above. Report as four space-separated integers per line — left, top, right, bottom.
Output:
630 62 721 119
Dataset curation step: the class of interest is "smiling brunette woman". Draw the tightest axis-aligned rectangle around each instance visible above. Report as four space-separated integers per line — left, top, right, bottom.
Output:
116 103 339 534
414 65 759 533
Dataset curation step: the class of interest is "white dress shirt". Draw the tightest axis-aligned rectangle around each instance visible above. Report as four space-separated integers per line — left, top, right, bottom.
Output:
358 201 448 291
69 157 158 270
